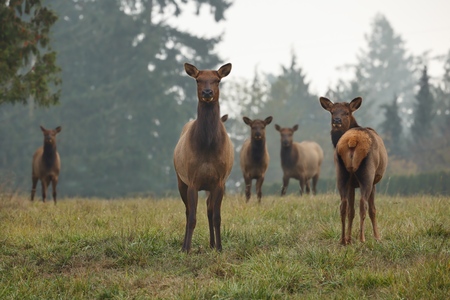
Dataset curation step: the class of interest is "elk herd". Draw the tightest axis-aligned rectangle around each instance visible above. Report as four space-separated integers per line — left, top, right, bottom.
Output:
30 62 388 252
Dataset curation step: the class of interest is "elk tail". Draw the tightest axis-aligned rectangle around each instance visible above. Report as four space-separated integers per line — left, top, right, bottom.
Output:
336 129 372 172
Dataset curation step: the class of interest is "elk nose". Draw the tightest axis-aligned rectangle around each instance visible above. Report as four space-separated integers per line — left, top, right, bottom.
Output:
333 117 342 124
255 132 262 139
202 89 213 99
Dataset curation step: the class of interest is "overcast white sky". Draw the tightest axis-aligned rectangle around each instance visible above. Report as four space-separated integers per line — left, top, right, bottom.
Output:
171 0 450 95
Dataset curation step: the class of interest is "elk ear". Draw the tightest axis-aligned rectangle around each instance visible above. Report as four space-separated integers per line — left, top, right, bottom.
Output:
319 97 334 111
292 124 299 131
40 125 46 132
55 126 62 133
218 63 232 78
349 97 362 111
264 116 273 125
221 114 228 123
184 63 199 78
243 116 252 125
275 124 281 132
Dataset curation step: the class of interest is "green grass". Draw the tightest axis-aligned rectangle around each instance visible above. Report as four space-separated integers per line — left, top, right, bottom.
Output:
0 192 449 299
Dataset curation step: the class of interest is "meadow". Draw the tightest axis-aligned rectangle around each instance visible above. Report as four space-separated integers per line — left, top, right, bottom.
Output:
0 192 449 299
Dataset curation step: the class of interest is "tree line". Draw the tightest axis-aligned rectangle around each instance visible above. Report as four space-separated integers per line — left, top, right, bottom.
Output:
1 1 449 198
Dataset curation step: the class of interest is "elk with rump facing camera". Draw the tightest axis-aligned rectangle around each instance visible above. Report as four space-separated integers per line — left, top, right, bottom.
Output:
319 96 388 245
173 63 234 253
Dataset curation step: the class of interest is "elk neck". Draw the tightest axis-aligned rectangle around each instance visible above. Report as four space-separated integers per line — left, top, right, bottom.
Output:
190 100 224 153
250 138 265 162
280 144 298 168
331 118 360 148
42 142 57 168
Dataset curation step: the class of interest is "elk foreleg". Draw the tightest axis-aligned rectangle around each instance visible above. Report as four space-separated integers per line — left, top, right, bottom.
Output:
281 175 290 196
208 186 224 251
41 180 48 203
31 177 38 201
244 176 252 202
177 175 189 249
255 175 264 203
51 176 58 205
312 174 319 195
182 186 198 253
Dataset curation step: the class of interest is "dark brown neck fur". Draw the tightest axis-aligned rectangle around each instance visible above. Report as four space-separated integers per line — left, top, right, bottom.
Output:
42 142 57 168
190 101 224 153
251 139 265 162
331 118 360 148
281 145 298 168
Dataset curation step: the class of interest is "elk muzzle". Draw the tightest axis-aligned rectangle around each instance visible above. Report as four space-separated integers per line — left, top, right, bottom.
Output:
201 89 214 102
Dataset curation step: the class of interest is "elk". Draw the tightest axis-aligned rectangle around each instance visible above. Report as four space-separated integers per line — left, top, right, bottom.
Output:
319 97 388 245
173 63 234 253
239 116 273 203
31 125 62 204
275 124 323 196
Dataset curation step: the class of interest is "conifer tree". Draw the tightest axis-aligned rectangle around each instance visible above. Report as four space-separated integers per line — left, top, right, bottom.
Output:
381 94 403 156
411 66 434 142
0 1 61 106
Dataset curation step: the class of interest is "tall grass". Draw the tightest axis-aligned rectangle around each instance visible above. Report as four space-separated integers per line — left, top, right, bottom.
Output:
0 192 449 299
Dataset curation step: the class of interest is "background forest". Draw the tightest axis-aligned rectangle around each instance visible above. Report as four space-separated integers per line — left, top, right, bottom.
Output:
1 0 449 198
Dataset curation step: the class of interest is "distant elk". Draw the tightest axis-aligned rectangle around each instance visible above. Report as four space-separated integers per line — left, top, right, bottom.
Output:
173 63 234 253
31 126 62 204
319 97 388 245
275 124 323 196
239 116 273 203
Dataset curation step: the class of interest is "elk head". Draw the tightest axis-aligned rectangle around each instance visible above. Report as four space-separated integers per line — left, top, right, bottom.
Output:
275 124 298 147
40 126 62 146
243 116 273 141
184 63 232 103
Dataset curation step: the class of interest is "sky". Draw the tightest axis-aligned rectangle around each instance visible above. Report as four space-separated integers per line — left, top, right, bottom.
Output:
170 0 450 95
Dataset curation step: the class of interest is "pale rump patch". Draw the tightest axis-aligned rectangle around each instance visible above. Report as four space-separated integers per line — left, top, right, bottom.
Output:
336 129 372 172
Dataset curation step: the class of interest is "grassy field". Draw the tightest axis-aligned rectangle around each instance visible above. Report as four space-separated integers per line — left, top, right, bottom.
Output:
0 192 449 299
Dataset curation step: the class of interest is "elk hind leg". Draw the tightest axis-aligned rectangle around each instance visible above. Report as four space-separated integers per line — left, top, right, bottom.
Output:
368 185 380 241
346 188 355 244
358 180 373 243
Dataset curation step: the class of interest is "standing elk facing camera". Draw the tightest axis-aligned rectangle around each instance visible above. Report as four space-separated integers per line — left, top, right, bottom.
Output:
319 96 388 245
239 116 273 203
275 124 323 196
31 126 62 204
173 63 234 253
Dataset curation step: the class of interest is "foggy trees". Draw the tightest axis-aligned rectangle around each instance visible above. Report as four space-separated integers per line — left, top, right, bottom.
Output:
0 0 232 197
0 1 61 106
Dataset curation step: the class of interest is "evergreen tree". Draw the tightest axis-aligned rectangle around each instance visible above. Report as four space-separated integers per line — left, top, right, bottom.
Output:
411 66 434 141
380 94 403 156
355 14 415 128
0 1 61 106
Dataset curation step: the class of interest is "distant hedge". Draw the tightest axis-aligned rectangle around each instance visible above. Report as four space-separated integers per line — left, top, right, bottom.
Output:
262 171 450 196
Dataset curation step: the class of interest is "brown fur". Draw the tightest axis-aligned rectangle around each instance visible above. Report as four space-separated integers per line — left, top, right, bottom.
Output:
31 125 62 204
173 63 234 253
239 116 273 203
320 96 388 245
275 124 324 196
